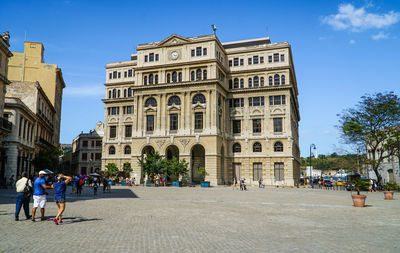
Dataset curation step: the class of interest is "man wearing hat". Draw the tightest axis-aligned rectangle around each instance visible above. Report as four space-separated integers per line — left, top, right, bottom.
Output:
32 170 53 221
15 172 32 221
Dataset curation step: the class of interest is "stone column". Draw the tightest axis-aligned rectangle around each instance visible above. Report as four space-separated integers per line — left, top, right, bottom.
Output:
157 94 161 133
207 90 211 129
137 96 143 136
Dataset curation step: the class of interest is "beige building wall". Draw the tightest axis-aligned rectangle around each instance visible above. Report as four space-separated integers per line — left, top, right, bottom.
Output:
102 34 300 187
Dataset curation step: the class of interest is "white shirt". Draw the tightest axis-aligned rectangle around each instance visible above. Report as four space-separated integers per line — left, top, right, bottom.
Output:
16 177 32 193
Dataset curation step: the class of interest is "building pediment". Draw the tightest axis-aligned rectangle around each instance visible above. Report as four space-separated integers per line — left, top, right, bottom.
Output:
271 108 285 115
144 107 157 113
124 117 133 122
158 34 191 47
250 109 263 116
168 104 181 111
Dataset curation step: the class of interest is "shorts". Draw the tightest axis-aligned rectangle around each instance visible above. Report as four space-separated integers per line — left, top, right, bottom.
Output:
55 198 65 204
33 195 47 208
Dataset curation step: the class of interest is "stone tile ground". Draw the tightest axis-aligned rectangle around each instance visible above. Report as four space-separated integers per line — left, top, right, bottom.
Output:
0 186 399 253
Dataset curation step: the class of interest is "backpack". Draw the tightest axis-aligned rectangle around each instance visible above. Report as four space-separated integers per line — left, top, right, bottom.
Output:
79 179 83 186
23 179 33 198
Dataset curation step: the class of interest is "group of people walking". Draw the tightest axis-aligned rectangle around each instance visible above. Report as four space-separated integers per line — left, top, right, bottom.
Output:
14 170 71 225
232 177 248 191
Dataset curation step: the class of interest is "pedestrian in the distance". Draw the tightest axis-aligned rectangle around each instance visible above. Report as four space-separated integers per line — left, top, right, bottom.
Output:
15 172 32 221
52 174 71 225
93 178 98 195
32 170 52 222
102 176 108 192
9 175 15 189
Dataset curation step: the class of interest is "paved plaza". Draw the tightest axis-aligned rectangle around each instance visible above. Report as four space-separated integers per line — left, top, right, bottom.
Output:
0 185 399 253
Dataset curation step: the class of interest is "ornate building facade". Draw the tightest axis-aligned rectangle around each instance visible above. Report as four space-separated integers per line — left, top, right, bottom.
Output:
102 34 300 186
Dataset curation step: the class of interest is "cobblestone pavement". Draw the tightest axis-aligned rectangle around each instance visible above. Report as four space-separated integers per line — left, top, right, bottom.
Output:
1 185 399 253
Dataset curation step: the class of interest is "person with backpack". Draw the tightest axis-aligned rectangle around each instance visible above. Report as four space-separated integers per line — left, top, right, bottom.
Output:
14 172 32 221
76 175 83 196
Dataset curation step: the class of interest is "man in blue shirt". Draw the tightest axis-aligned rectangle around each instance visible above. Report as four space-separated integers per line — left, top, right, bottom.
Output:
52 174 71 224
32 170 53 221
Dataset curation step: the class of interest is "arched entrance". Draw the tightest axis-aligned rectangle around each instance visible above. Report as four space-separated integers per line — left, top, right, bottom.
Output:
166 145 179 160
220 146 225 184
191 144 205 183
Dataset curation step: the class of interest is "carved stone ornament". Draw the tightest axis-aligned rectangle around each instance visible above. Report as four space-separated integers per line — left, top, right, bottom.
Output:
179 139 190 148
155 140 166 148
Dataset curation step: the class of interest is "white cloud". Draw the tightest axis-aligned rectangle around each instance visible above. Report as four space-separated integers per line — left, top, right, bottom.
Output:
372 31 389 40
349 39 356 44
64 85 104 97
322 3 400 31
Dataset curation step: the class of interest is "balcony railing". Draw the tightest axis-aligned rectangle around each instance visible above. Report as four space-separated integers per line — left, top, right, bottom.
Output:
0 117 12 132
34 136 53 147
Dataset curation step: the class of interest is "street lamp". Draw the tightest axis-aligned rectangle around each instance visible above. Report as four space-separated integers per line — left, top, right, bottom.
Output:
310 144 316 188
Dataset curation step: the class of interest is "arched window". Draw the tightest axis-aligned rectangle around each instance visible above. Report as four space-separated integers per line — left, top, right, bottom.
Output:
192 94 206 104
149 74 154 85
233 143 241 153
117 89 120 98
260 77 264 86
191 71 195 81
172 71 177 82
196 69 202 80
203 70 207 80
145 97 157 107
112 89 116 98
248 78 252 88
234 78 239 88
274 141 283 152
168 96 181 106
274 74 280 85
128 88 132 97
269 76 273 86
109 146 115 155
124 89 127 97
124 145 131 154
144 76 148 85
108 90 111 98
155 75 158 84
167 73 171 83
240 79 244 88
178 72 182 82
253 142 262 152
254 76 259 87
281 75 285 85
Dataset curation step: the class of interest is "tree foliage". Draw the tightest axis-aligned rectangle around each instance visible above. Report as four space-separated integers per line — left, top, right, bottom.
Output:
32 146 63 172
138 151 166 176
105 163 119 178
338 92 400 183
165 157 188 178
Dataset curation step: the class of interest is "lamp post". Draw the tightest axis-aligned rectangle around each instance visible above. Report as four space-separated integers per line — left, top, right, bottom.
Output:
310 144 316 188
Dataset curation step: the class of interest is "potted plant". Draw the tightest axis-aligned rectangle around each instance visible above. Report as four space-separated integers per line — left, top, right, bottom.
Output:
196 167 210 187
166 157 188 187
351 179 369 207
383 183 398 200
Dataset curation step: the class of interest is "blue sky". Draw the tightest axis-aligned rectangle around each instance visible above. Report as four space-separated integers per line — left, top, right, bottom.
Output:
1 0 399 157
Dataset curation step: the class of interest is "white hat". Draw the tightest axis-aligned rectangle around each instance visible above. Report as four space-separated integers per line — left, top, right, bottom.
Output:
39 170 47 175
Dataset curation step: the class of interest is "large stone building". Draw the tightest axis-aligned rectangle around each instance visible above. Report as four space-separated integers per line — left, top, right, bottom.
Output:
72 122 104 175
7 41 65 147
102 34 300 186
3 81 56 178
0 31 13 182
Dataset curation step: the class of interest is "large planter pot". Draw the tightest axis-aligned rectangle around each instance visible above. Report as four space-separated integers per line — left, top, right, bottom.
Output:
352 194 367 207
200 181 210 187
384 191 394 200
171 181 182 187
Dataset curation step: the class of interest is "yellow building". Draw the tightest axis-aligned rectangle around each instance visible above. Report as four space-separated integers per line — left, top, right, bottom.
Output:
7 41 65 147
102 34 300 186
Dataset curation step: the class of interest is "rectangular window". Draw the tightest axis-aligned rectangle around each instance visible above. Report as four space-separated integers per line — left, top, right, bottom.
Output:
261 96 265 106
253 163 263 181
229 99 232 108
241 98 244 107
273 118 283 133
118 72 121 78
248 58 252 65
281 54 285 62
82 153 87 161
124 71 127 78
113 71 117 79
191 49 195 57
111 107 119 115
95 153 101 160
232 120 241 134
146 115 154 132
253 119 262 133
196 47 202 56
91 141 94 147
155 54 159 61
125 106 133 114
128 69 133 77
260 56 264 63
282 95 286 105
253 55 259 64
96 141 101 146
248 97 252 106
274 162 284 181
125 125 132 137
233 98 240 108
229 60 232 67
253 97 260 106
274 53 279 62
274 96 281 105
149 53 154 62
233 58 239 66
240 59 244 66
170 113 178 131
203 48 207 55
109 126 117 138
194 112 203 130
91 153 94 160
82 141 88 147
268 55 272 63
145 55 148 62
109 73 112 79
240 79 244 88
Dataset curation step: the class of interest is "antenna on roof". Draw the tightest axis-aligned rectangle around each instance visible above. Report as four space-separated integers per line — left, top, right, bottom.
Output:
211 24 218 36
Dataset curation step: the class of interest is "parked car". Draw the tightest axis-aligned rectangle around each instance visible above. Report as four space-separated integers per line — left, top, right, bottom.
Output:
336 180 346 186
324 180 333 187
346 179 369 192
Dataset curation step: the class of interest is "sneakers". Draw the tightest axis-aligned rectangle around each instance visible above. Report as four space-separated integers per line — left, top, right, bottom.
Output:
15 217 19 221
58 220 63 224
53 218 58 225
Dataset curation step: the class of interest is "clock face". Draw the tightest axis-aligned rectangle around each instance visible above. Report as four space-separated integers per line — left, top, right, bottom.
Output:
171 51 179 60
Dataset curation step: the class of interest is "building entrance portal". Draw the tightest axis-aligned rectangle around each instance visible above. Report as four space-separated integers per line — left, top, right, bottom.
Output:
233 163 241 181
166 145 179 160
191 144 205 183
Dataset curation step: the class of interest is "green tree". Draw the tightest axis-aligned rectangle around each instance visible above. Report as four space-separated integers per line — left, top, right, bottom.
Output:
138 151 166 176
105 163 119 178
338 92 400 183
32 146 63 172
165 157 188 179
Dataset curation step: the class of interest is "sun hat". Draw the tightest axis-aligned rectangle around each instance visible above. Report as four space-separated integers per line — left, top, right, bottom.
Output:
39 170 48 175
